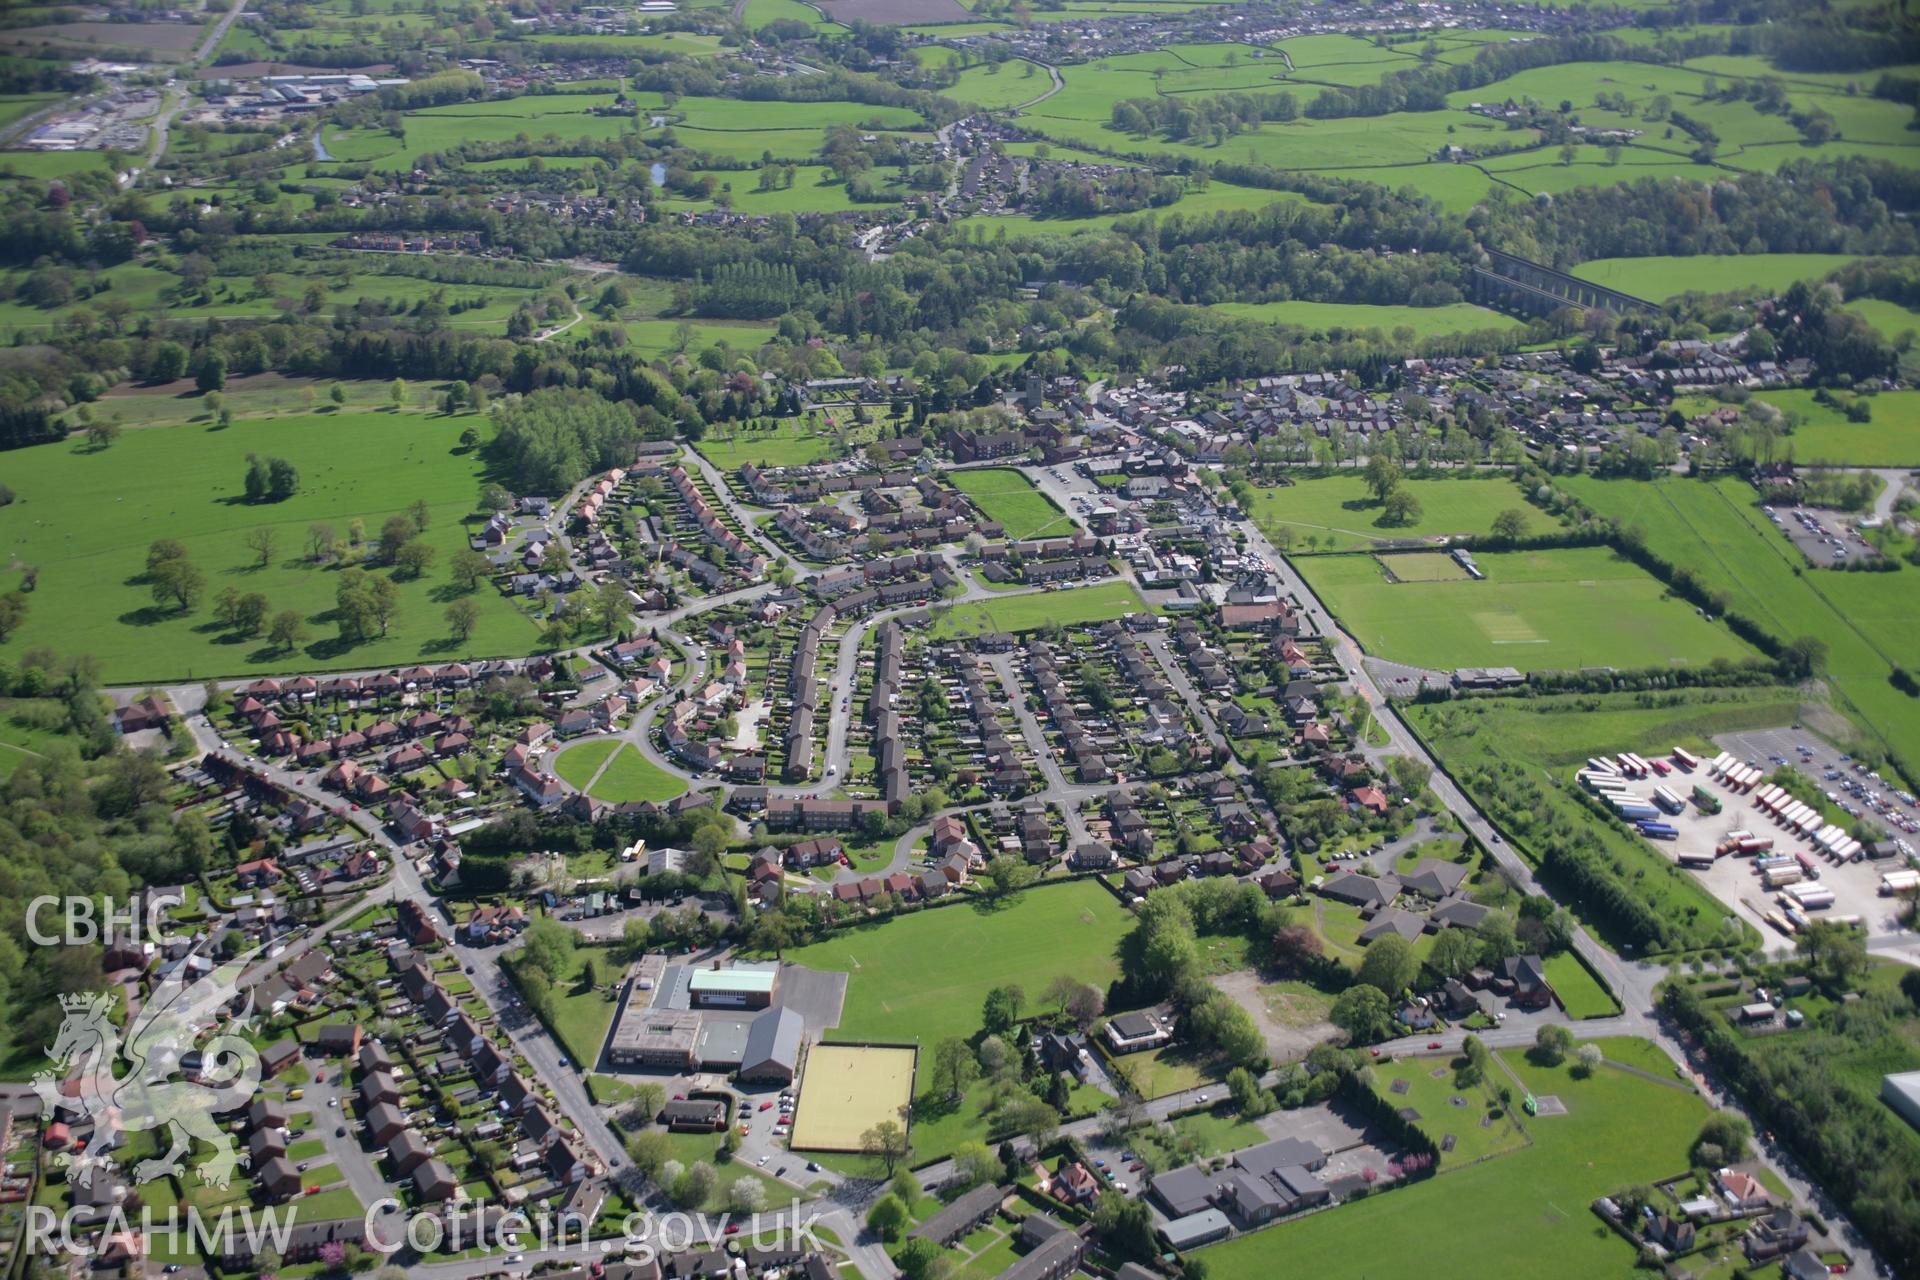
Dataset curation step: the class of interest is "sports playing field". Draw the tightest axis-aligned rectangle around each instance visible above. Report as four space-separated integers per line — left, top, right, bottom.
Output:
789 1043 917 1152
1377 552 1470 583
1299 546 1757 672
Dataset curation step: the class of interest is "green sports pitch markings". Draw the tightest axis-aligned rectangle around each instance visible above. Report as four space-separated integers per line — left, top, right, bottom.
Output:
1298 546 1757 673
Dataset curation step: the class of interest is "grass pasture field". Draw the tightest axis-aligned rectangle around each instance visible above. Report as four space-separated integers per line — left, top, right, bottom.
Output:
1299 546 1757 673
1557 475 1920 772
1213 300 1522 339
950 467 1071 540
789 1043 917 1152
928 579 1146 638
776 880 1128 1089
1246 475 1523 551
1691 388 1920 467
1197 1041 1709 1280
0 410 539 682
1570 253 1876 302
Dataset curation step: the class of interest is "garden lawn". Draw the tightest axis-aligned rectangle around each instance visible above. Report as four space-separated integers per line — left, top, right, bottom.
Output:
1214 300 1521 339
1569 253 1876 301
776 881 1128 1090
1299 546 1756 672
587 743 687 803
1196 1040 1711 1280
928 580 1147 638
1542 952 1621 1019
949 468 1073 540
1246 475 1524 551
0 411 538 682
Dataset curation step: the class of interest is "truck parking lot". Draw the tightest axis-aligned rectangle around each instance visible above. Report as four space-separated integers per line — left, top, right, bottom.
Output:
1580 731 1918 953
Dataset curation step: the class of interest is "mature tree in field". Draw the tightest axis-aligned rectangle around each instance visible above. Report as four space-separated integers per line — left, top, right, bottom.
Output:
1330 984 1392 1043
982 984 1025 1035
1573 1043 1603 1077
389 378 407 410
145 537 185 571
671 1160 716 1209
1381 488 1422 526
860 1120 910 1176
244 453 271 502
86 421 120 451
979 857 1038 898
1491 508 1529 541
728 1176 766 1213
408 498 431 532
268 457 298 500
149 341 189 383
379 515 416 563
306 523 336 563
871 1189 906 1243
450 549 491 592
1363 453 1402 503
151 555 204 612
1043 973 1080 1017
1692 1112 1750 1166
233 592 269 637
268 610 308 652
1065 982 1105 1029
519 915 577 982
1356 935 1419 997
245 526 278 568
1428 927 1478 980
1533 1023 1573 1066
931 1036 978 1101
197 352 227 394
396 540 436 579
212 586 242 629
627 1129 671 1177
444 598 480 643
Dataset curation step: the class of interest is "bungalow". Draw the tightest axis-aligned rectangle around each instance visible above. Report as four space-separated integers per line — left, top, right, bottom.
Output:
1104 1010 1174 1055
1318 870 1397 910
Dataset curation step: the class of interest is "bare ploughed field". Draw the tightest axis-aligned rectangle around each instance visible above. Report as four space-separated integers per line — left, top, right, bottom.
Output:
3 21 203 51
815 0 970 24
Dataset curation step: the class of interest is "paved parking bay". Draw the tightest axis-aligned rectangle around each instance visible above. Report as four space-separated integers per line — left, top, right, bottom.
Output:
1762 503 1878 564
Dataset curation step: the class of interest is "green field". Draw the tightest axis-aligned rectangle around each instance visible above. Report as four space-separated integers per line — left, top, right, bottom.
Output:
696 420 839 471
1843 298 1920 344
554 738 620 790
1683 388 1920 466
0 411 539 682
588 742 687 803
1570 253 1876 302
1558 475 1920 776
928 579 1146 637
1214 300 1522 339
1246 476 1525 551
1372 1055 1526 1167
1542 953 1622 1019
777 880 1128 1089
1198 1041 1708 1280
1300 546 1758 672
950 467 1072 540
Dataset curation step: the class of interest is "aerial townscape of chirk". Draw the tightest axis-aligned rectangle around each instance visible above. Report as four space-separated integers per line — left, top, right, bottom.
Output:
0 0 1918 1278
